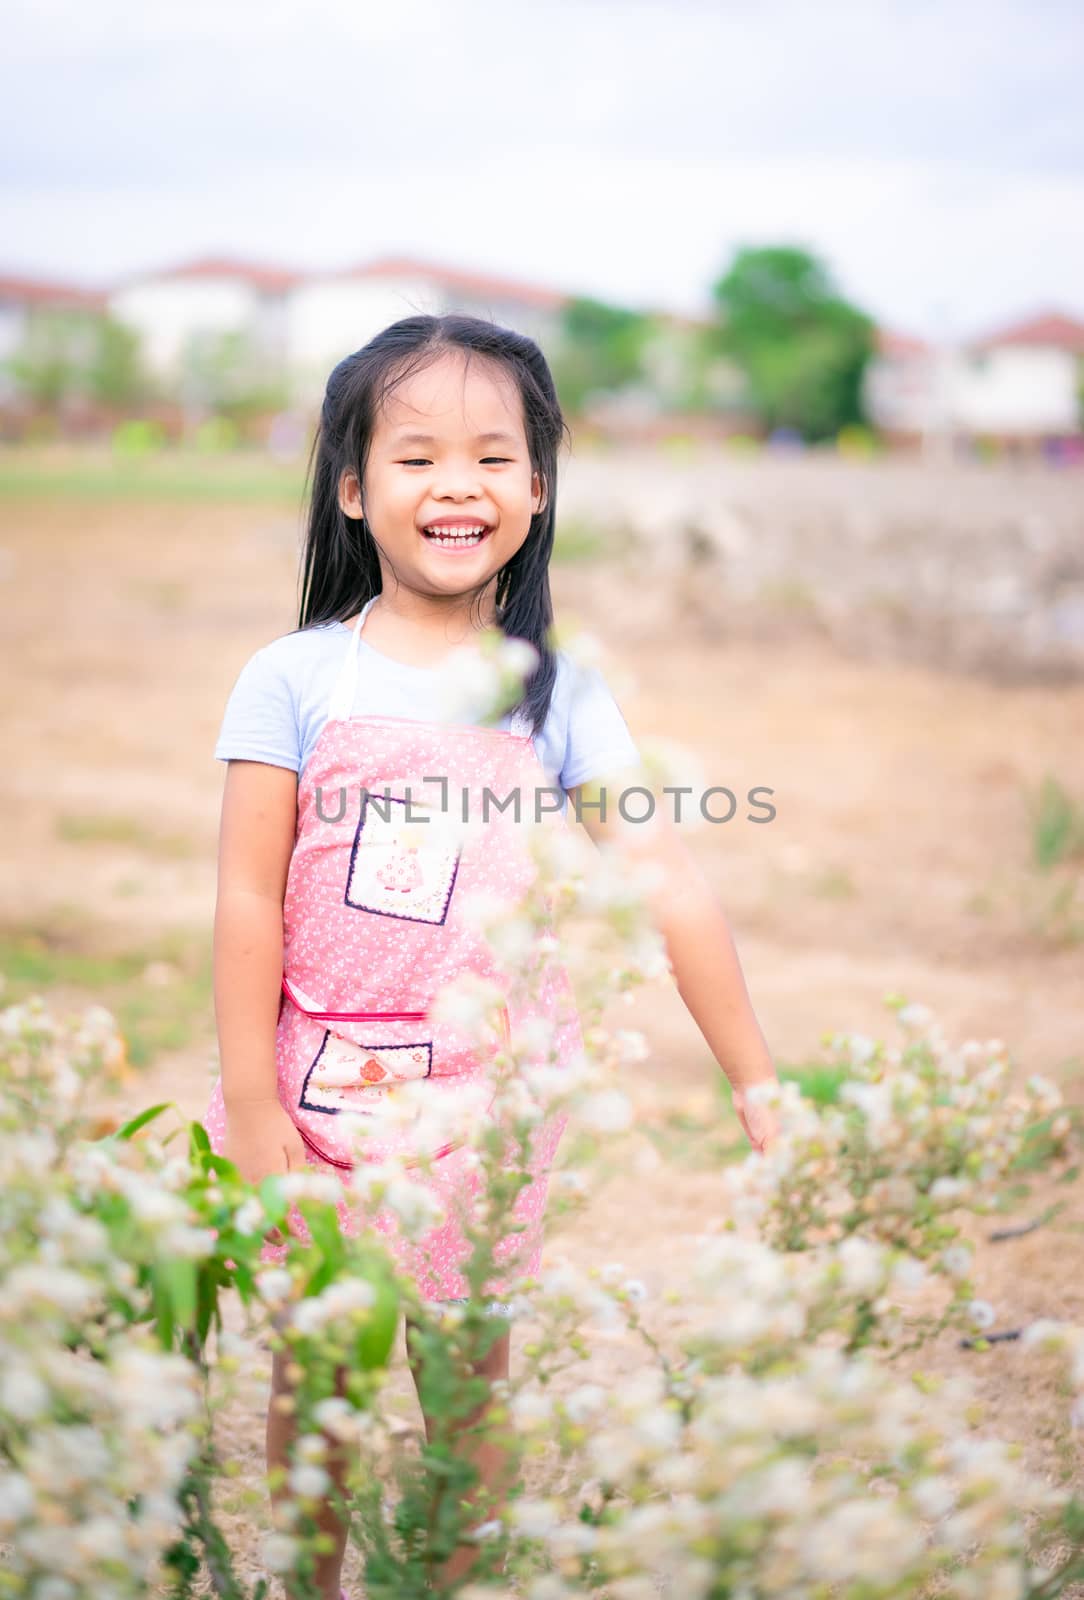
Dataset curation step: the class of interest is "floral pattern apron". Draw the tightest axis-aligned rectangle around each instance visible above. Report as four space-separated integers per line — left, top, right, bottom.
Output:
203 598 583 1300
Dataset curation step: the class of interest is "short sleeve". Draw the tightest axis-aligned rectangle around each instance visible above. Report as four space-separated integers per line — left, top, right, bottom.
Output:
560 661 640 791
213 645 301 771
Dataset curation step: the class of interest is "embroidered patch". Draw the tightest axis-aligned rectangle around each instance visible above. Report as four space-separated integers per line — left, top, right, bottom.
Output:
345 791 460 925
300 1030 433 1115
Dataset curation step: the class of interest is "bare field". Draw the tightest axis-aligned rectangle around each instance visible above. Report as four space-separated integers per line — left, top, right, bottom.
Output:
2 459 1082 1588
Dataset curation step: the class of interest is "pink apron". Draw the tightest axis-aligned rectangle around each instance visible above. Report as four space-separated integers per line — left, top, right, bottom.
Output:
203 599 583 1300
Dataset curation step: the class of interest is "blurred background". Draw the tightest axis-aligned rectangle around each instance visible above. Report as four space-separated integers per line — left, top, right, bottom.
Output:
3 0 1082 1058
1 0 1082 1461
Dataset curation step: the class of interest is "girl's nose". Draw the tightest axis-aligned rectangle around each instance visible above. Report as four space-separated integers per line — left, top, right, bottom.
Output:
432 466 484 497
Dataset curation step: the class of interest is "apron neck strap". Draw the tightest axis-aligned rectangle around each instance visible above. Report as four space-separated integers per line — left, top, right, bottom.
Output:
326 593 536 742
327 595 378 721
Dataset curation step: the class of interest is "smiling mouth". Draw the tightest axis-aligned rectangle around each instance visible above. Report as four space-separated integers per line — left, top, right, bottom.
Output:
420 525 492 548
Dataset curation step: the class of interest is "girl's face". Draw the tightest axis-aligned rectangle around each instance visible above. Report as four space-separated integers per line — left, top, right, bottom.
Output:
338 349 546 604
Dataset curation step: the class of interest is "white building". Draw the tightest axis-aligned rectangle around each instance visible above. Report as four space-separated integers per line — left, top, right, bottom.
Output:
282 254 568 406
104 253 569 405
950 312 1084 437
865 311 1084 444
107 256 300 379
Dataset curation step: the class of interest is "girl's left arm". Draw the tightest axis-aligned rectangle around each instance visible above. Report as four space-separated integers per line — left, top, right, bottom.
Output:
566 778 782 1154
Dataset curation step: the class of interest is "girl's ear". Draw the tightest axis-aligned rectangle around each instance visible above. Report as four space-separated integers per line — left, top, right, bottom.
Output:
339 469 364 519
532 470 547 518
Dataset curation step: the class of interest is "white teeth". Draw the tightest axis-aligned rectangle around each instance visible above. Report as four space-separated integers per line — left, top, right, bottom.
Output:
422 524 488 545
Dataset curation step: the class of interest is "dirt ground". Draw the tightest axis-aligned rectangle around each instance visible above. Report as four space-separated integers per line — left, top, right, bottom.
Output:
2 482 1082 1591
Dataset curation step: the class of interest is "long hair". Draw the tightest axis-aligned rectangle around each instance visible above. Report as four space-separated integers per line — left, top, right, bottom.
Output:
296 313 571 738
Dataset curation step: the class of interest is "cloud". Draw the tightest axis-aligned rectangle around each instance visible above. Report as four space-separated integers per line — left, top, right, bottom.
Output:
3 0 1082 335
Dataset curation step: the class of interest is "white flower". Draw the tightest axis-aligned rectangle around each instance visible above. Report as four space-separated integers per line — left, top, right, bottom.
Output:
72 1516 127 1562
511 1390 552 1430
511 1497 559 1538
841 1080 892 1123
255 1269 295 1305
321 1278 377 1317
437 647 501 712
941 1244 973 1280
891 1256 929 1292
912 1474 956 1519
579 1088 633 1134
288 1463 331 1498
383 1177 445 1239
1020 1318 1068 1351
289 1280 376 1337
836 1236 886 1297
127 1186 187 1225
0 1471 35 1527
468 1517 504 1542
233 1197 265 1235
262 1531 300 1572
564 1383 607 1423
313 1396 371 1440
428 972 507 1033
499 636 540 679
528 1576 575 1600
159 1222 218 1259
0 1365 49 1421
613 1029 650 1064
279 1171 342 1204
967 1299 997 1330
111 1348 200 1429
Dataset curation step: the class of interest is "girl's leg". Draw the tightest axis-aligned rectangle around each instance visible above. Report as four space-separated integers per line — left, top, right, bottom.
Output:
404 1314 514 1589
267 1337 354 1600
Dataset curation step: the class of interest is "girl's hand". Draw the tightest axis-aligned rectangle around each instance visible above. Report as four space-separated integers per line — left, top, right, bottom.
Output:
731 1082 782 1156
223 1098 307 1246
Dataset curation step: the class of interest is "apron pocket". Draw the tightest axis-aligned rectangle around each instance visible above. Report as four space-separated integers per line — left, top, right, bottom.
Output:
280 982 508 1171
345 785 462 926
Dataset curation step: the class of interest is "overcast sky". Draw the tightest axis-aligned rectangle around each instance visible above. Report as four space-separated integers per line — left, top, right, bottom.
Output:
4 0 1083 338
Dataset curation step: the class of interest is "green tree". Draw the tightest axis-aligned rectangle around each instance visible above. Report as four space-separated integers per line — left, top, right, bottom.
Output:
177 327 290 425
709 246 876 441
4 308 93 409
86 315 153 410
3 308 153 416
550 296 655 416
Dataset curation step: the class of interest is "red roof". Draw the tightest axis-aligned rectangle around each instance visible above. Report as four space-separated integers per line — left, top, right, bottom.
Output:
0 274 107 310
337 254 570 311
114 256 305 293
875 326 930 358
973 311 1084 354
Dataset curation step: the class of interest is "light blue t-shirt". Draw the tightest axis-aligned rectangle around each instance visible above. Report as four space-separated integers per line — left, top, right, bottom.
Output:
213 620 640 815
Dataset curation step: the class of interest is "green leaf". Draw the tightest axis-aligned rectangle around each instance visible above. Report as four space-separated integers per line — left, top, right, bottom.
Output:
259 1174 288 1226
164 1257 198 1332
196 1269 219 1344
188 1120 211 1155
200 1151 242 1183
150 1263 175 1347
110 1102 176 1141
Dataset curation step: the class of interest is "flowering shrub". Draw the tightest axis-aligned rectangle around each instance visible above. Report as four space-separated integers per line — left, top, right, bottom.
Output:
2 636 1082 1598
717 1000 1081 1352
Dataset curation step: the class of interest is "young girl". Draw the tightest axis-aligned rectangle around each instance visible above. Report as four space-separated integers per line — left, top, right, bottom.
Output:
203 313 781 1598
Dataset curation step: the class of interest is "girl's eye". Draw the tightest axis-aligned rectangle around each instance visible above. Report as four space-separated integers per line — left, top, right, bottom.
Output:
398 458 512 467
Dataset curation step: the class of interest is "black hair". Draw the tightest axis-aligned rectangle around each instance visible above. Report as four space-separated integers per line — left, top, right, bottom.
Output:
296 313 571 738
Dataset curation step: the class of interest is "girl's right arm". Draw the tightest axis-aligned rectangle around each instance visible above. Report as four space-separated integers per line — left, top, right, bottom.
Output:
214 760 307 1187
